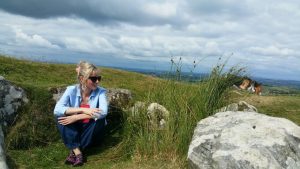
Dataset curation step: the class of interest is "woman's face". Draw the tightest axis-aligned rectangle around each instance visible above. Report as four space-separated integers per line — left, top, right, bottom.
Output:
86 70 100 90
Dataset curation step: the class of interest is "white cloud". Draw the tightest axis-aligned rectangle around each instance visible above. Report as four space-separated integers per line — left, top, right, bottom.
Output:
14 28 59 49
187 21 240 35
64 37 94 53
119 36 152 50
248 46 295 56
64 36 114 54
143 2 177 18
1 1 300 80
203 41 221 55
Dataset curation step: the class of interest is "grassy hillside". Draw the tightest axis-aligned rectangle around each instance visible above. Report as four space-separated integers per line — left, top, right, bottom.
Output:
230 93 300 125
1 55 300 168
1 55 176 168
0 55 160 99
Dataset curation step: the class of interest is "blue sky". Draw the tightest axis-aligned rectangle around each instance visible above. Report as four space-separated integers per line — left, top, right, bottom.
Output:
0 0 300 81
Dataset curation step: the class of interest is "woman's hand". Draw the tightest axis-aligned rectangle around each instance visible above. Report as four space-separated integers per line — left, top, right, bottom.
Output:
58 115 79 125
82 108 102 117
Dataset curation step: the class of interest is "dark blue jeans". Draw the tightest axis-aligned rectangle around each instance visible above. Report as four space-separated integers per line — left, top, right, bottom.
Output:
56 118 106 150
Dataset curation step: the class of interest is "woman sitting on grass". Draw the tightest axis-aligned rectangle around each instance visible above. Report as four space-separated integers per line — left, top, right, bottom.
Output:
54 61 108 166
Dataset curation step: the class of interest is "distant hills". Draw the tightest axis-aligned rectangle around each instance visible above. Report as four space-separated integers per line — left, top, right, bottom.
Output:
255 77 300 89
116 67 300 95
119 67 300 87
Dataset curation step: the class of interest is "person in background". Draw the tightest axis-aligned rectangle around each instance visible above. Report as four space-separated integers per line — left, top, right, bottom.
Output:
54 61 108 166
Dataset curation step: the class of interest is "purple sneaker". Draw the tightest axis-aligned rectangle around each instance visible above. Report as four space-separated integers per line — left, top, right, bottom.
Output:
65 151 76 165
73 154 83 167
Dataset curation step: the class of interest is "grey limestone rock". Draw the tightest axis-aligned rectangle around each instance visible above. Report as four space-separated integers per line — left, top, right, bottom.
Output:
218 101 257 113
106 88 132 109
131 102 170 129
50 87 66 103
0 76 27 169
0 126 8 169
147 103 170 129
0 77 28 126
188 111 300 169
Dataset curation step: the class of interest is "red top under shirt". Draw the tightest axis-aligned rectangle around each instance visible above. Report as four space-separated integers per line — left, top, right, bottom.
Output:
80 104 90 123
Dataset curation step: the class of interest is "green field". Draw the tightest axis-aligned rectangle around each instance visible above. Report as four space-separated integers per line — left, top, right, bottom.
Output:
1 55 300 168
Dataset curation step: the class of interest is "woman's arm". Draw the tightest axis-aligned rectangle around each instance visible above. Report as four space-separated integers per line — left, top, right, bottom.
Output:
58 114 93 125
64 107 101 116
54 86 101 117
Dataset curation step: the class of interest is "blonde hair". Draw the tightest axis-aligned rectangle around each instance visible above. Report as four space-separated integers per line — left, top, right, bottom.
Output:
76 61 98 91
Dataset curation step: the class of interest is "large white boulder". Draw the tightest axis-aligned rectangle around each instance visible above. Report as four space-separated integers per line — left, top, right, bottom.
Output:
188 111 300 169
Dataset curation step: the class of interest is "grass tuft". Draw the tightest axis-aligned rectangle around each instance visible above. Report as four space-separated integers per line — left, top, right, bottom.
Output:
119 60 244 166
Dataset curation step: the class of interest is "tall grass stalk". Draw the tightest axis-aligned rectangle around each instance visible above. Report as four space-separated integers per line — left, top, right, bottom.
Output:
121 61 243 164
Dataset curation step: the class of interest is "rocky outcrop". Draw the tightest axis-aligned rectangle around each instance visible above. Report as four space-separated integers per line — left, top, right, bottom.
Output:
147 103 170 129
188 111 300 169
50 87 66 104
0 126 8 169
0 76 28 127
217 101 257 112
106 88 132 109
131 102 170 129
0 76 28 169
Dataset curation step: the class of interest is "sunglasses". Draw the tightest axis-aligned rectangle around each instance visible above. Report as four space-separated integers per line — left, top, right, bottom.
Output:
88 76 102 83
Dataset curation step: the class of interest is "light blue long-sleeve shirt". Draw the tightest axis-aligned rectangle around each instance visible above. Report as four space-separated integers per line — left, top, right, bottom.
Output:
54 85 108 120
